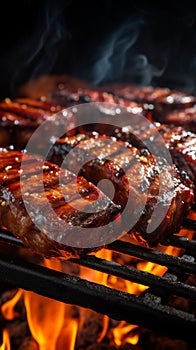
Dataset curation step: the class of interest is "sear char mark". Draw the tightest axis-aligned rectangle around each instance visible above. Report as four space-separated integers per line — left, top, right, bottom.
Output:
109 122 196 187
64 96 195 188
109 85 196 133
0 148 121 260
0 98 74 149
48 134 194 246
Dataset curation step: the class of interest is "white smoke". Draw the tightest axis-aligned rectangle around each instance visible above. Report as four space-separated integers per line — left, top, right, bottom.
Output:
89 18 168 86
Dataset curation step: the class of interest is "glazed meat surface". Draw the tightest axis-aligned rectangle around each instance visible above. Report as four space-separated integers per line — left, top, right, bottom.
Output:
49 88 153 122
108 122 196 186
110 85 196 132
111 85 196 108
0 98 74 149
67 100 196 187
0 148 121 259
48 134 194 246
18 76 196 131
153 107 196 133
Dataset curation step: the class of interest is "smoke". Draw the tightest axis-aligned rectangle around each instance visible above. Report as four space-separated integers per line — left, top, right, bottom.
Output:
84 19 168 86
1 1 196 98
89 19 143 84
77 10 196 90
1 1 71 97
24 1 69 76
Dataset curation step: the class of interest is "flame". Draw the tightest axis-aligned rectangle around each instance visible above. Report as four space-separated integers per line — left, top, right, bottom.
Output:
23 258 77 350
0 329 11 350
1 289 23 320
113 323 139 346
0 224 193 349
56 315 78 350
108 236 187 347
79 249 111 343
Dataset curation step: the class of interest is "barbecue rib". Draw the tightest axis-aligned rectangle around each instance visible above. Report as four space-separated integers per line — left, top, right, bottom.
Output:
0 148 121 259
48 134 194 246
107 122 196 186
53 86 195 133
111 85 196 106
0 98 74 149
65 99 195 187
153 107 196 133
45 84 196 133
19 75 196 130
109 85 196 133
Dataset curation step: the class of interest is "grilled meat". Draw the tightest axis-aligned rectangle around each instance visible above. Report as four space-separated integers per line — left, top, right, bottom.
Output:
47 88 153 123
68 100 196 187
0 148 121 259
52 89 117 106
18 74 90 101
19 76 196 131
157 124 196 185
48 134 194 246
110 86 196 132
110 86 171 104
54 91 152 137
0 94 151 151
38 86 152 112
111 85 196 108
108 122 196 186
153 107 196 133
0 98 75 149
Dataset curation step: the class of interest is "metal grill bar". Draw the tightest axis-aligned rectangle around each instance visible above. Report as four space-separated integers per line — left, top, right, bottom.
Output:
0 241 195 343
0 229 25 247
70 255 196 300
0 230 195 274
0 219 195 343
164 235 196 253
108 240 196 274
183 218 196 230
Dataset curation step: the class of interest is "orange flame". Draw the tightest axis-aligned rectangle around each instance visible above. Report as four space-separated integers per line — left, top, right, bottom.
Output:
79 249 111 343
0 329 11 350
1 289 23 320
113 323 139 346
0 225 193 349
108 232 190 347
56 316 78 350
23 258 75 350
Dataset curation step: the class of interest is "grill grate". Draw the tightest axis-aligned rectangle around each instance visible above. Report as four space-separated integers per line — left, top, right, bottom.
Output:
0 217 195 343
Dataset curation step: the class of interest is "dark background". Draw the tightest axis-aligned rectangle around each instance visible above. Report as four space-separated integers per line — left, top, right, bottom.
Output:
0 0 196 99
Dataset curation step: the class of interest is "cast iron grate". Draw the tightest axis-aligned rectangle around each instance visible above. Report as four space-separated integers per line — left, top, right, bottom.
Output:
0 217 195 343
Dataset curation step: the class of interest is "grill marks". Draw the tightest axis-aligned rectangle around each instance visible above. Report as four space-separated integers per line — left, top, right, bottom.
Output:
62 93 195 188
0 99 55 131
0 98 62 122
112 86 196 106
0 149 121 259
109 122 196 186
0 98 73 149
49 134 194 246
158 125 196 185
0 87 195 252
156 108 196 133
48 85 196 133
109 86 196 133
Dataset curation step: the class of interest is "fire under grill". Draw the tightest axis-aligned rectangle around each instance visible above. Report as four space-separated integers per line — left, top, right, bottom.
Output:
0 215 195 344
